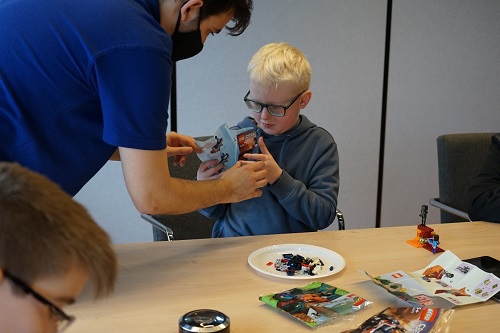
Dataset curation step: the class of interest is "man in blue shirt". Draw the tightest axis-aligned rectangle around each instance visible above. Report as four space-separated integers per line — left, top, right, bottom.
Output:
0 0 268 215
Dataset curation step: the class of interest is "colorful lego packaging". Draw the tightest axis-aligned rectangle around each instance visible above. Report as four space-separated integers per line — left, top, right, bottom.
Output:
341 307 455 333
259 282 372 327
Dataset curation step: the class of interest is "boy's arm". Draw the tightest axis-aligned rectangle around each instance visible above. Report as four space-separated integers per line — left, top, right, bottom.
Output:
198 204 229 219
246 137 339 230
269 166 339 230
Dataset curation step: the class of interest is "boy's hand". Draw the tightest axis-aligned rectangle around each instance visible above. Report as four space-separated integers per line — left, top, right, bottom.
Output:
243 137 283 185
197 159 223 180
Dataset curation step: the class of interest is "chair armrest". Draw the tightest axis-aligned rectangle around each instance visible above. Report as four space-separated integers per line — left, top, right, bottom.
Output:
429 198 471 221
336 209 345 230
140 214 174 241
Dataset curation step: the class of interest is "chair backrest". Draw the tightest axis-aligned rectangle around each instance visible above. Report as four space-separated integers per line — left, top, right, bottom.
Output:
436 133 493 223
152 136 216 241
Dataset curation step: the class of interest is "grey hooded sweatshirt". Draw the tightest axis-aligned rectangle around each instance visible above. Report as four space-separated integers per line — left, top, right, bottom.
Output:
200 115 339 237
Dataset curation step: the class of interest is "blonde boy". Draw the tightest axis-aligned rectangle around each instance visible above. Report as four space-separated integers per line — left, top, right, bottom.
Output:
198 42 340 237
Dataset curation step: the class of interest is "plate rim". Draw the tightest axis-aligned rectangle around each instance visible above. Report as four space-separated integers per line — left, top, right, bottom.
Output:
247 243 346 280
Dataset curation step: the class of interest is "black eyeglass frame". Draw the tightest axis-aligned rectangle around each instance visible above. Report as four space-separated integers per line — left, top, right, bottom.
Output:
243 90 306 117
3 269 75 331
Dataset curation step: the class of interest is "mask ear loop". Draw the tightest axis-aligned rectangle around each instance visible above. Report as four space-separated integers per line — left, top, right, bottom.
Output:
173 9 182 34
197 6 203 29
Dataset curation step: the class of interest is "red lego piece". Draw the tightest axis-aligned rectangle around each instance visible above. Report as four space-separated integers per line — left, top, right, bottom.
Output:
407 225 436 248
407 224 445 253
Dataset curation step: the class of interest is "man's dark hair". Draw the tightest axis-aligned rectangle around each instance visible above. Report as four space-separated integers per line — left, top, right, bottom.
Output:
202 0 253 36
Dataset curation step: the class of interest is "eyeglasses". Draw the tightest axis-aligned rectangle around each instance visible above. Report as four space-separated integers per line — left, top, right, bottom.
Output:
3 269 75 332
244 90 306 117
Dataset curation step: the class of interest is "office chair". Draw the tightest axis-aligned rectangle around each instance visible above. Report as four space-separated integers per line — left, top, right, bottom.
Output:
140 136 216 241
145 208 345 240
143 211 215 241
429 133 493 223
335 208 345 230
142 136 345 240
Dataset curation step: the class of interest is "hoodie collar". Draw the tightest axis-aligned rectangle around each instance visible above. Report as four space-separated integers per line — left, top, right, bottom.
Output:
240 115 314 142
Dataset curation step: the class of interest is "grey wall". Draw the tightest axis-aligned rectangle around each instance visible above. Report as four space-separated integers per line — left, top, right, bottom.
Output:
75 0 500 243
381 0 500 226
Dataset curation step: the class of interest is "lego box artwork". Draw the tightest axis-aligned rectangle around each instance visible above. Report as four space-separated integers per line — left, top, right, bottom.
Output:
341 307 455 333
196 123 256 171
365 250 500 308
259 282 372 328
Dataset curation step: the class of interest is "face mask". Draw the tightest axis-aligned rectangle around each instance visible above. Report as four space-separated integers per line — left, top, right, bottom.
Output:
171 5 204 61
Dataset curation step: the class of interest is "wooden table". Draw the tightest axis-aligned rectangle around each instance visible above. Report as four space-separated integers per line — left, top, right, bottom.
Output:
69 222 500 332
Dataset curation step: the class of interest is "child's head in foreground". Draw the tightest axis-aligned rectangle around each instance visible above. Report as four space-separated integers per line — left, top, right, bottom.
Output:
0 162 117 333
244 42 313 135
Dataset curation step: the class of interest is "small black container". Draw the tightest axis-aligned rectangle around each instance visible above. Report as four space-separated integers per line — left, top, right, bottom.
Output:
179 309 230 333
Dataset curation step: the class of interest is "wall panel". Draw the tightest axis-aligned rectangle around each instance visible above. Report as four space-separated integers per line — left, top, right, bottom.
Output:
381 0 500 227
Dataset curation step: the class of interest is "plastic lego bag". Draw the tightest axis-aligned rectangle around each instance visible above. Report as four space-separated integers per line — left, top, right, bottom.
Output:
259 281 372 328
340 307 455 333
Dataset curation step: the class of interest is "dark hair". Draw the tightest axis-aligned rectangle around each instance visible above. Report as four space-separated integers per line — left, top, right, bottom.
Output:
202 0 253 36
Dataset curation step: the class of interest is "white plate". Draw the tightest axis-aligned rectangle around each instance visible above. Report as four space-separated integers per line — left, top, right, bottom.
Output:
247 243 346 280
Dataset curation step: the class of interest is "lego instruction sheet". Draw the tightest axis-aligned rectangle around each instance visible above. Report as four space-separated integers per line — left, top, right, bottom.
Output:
366 250 500 308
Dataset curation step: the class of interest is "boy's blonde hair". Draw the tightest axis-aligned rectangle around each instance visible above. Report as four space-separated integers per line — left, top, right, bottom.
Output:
247 42 311 93
0 162 116 299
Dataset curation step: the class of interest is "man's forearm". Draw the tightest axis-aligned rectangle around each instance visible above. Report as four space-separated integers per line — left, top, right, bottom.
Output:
133 177 235 215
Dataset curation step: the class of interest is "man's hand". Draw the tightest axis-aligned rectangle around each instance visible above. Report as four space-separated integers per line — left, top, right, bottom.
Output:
243 137 283 184
166 131 202 167
220 160 268 202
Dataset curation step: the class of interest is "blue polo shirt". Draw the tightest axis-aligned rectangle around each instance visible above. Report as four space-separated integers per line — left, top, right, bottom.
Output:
0 0 172 195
